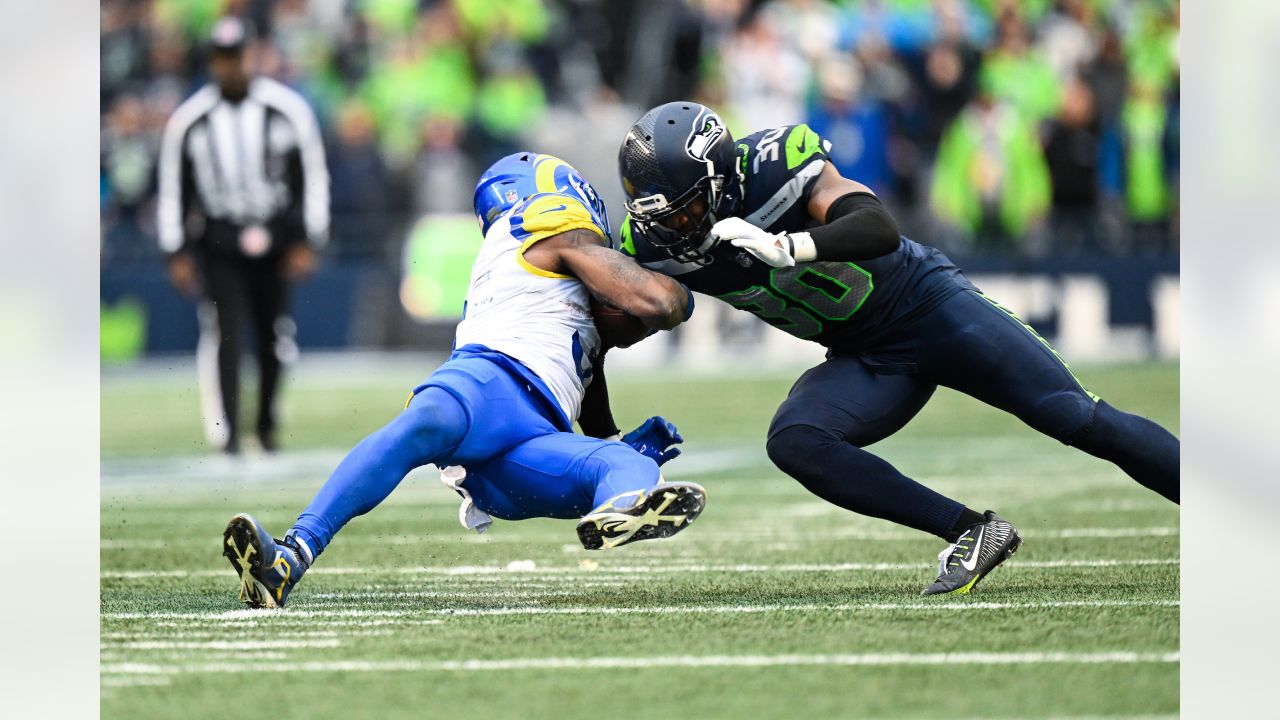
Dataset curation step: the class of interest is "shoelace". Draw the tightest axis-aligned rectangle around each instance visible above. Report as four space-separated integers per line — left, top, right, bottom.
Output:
948 539 975 569
277 536 310 573
935 533 978 575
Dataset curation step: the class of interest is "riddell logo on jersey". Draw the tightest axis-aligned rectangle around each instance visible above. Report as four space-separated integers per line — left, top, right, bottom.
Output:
686 115 725 161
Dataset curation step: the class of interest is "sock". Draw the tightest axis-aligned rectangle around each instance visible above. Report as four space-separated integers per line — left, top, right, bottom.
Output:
949 508 987 538
279 534 313 570
289 386 469 558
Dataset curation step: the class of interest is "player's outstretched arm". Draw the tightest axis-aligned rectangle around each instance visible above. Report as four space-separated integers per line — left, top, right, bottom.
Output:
526 228 691 330
710 163 901 267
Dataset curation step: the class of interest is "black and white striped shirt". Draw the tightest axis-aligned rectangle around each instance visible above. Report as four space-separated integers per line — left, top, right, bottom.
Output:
157 76 329 254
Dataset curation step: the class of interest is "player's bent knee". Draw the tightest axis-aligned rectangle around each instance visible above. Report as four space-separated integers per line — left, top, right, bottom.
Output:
1028 390 1098 444
586 443 660 485
581 443 661 511
394 388 469 456
766 423 840 477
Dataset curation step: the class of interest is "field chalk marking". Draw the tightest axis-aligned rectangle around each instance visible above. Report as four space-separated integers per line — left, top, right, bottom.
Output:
103 650 1178 676
100 527 1178 550
102 598 1178 622
102 557 1178 580
102 639 341 650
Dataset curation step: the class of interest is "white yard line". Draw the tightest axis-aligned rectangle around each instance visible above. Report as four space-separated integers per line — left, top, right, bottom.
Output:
100 651 290 662
102 630 340 640
101 527 1178 550
304 590 579 601
343 599 1181 619
101 557 1179 580
145 618 444 630
102 598 1177 622
100 676 173 688
103 639 341 650
663 527 1179 541
100 435 1148 490
101 650 1178 677
1063 499 1176 513
1051 527 1178 538
99 445 760 486
957 716 1176 720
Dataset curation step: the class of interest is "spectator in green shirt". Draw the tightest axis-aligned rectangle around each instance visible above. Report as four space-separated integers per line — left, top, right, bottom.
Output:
930 83 1052 250
979 9 1062 125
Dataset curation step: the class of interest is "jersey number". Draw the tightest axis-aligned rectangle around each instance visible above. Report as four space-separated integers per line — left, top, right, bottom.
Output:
751 128 787 174
718 263 873 339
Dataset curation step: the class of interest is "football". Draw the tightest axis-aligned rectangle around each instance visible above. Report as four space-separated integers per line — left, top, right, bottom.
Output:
590 296 652 348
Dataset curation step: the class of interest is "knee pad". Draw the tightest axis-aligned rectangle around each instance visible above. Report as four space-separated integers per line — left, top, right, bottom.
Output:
580 443 661 510
766 424 840 477
584 443 660 484
1062 399 1124 451
1034 390 1099 444
395 387 469 456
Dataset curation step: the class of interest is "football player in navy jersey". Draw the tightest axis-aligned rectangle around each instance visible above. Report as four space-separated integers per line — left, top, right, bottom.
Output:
617 102 1179 595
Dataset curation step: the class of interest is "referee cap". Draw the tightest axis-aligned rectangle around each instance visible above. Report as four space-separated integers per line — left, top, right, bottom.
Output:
210 16 251 53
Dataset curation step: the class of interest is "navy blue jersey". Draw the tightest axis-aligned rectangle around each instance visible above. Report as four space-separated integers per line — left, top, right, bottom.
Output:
621 123 974 352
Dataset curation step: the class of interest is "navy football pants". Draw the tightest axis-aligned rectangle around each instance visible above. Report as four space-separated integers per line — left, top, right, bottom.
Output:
766 289 1179 541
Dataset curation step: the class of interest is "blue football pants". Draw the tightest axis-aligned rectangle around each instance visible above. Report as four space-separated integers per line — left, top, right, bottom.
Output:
289 356 661 558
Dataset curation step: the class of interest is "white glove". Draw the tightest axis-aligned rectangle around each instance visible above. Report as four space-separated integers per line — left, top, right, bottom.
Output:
709 217 816 267
710 217 792 267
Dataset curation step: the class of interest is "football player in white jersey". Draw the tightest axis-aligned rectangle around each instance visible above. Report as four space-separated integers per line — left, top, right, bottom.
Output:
222 153 703 608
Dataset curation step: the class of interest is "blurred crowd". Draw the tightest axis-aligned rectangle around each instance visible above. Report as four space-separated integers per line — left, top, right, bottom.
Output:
102 0 1179 263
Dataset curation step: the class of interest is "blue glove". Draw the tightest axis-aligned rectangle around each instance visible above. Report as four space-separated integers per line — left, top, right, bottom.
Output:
621 416 683 466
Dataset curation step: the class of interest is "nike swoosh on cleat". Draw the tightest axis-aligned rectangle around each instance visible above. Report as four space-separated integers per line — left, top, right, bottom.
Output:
960 527 984 572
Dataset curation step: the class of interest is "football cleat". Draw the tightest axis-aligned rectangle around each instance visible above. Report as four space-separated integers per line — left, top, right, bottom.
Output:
922 510 1022 596
222 513 312 608
576 482 707 550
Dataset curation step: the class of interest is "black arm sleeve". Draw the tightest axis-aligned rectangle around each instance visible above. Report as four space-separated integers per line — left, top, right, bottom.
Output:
805 192 902 260
576 352 621 439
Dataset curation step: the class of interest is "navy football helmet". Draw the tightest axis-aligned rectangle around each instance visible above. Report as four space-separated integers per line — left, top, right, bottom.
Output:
618 102 741 265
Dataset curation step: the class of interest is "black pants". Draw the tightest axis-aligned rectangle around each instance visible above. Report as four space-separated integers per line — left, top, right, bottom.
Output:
197 250 293 451
766 289 1180 540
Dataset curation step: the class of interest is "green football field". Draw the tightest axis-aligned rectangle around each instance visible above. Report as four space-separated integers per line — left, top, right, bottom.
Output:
101 361 1180 719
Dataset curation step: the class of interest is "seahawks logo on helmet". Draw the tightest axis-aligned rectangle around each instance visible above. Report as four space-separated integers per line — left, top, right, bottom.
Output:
685 114 725 162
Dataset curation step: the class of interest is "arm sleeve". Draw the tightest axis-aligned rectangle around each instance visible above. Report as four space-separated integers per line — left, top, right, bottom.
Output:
802 192 902 261
576 353 621 439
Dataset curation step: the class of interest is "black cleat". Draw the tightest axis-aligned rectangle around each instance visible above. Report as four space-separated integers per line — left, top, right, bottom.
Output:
576 482 707 550
922 510 1022 596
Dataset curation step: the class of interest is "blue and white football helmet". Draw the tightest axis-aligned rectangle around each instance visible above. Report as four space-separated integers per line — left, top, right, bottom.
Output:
473 152 612 241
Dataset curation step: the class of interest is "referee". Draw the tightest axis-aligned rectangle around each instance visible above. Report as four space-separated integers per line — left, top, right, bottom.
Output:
158 17 329 454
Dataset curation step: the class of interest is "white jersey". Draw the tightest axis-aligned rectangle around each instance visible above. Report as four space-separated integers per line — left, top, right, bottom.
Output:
453 191 604 422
